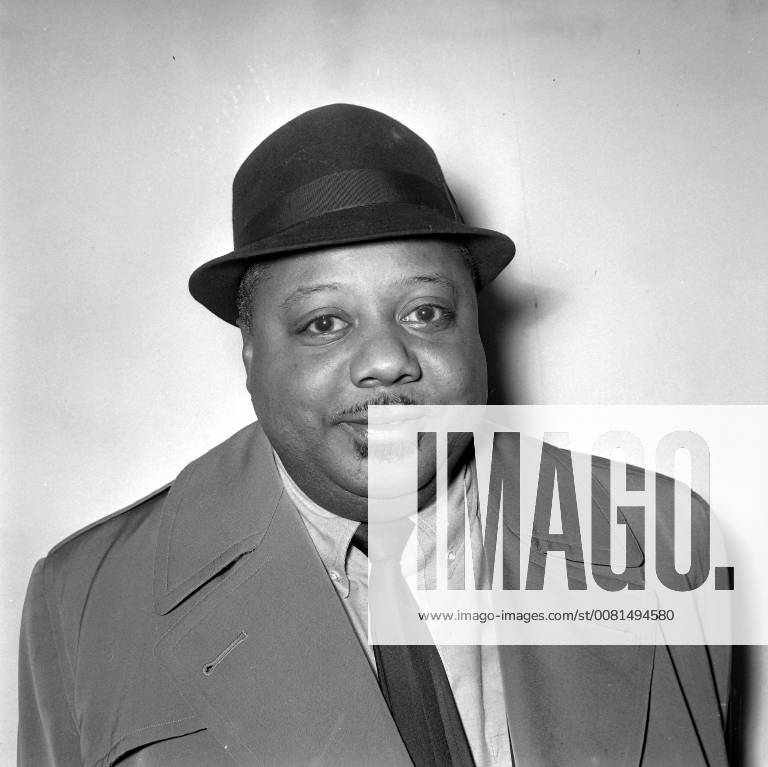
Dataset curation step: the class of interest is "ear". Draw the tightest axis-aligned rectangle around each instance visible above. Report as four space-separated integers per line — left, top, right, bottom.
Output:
240 326 255 392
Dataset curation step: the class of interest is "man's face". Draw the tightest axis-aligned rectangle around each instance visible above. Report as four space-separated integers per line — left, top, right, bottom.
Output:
241 238 487 520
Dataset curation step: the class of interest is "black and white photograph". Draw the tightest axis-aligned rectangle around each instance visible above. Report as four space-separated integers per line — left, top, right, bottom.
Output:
2 1 767 765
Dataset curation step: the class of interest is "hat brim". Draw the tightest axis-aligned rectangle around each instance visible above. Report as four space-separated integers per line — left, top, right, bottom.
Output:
189 203 515 325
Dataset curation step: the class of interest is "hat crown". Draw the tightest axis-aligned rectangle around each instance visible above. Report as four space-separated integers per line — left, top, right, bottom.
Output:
232 104 446 245
189 103 515 325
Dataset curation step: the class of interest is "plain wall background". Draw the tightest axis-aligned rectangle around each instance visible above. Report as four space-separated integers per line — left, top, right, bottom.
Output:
2 0 766 762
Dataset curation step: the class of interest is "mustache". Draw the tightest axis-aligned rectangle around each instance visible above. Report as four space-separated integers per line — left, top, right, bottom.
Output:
331 392 420 421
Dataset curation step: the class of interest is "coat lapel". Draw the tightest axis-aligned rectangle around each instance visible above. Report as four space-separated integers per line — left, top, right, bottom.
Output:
153 423 412 767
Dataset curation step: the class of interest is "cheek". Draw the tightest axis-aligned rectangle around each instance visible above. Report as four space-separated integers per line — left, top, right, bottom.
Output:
424 335 488 403
250 349 341 427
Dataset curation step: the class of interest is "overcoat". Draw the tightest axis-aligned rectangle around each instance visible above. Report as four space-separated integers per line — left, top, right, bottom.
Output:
18 422 730 766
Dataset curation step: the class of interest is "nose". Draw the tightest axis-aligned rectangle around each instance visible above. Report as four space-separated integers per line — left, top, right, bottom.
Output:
349 324 421 388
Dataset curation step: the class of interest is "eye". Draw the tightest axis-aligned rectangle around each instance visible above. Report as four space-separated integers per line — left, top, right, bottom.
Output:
302 314 350 336
401 304 453 328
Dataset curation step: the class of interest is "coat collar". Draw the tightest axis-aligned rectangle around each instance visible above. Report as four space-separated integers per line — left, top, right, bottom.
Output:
154 422 282 615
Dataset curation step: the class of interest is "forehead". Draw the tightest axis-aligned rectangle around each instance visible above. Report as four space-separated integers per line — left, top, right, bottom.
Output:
258 238 473 299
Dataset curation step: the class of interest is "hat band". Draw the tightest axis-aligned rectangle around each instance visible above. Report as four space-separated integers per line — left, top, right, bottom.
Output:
236 168 458 247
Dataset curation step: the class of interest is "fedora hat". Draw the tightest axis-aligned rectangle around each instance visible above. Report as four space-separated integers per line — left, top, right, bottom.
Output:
189 103 516 325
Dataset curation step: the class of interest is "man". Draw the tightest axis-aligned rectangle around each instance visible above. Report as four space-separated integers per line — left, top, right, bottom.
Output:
18 104 729 766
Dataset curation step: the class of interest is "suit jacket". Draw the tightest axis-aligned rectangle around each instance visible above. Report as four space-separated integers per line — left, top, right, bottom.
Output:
18 422 730 767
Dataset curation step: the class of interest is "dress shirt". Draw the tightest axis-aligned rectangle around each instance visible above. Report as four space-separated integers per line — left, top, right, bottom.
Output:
273 452 514 767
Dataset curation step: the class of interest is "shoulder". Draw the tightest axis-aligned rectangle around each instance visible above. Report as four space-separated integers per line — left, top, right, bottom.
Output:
541 442 711 562
587 450 713 590
48 482 170 559
32 423 260 620
588 450 710 516
40 482 168 606
43 422 265 583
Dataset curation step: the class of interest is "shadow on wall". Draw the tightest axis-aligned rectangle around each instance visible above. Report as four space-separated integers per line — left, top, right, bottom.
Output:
477 278 563 406
478 281 529 405
452 182 559 405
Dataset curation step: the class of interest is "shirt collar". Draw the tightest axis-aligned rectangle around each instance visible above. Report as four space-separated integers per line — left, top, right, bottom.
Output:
272 450 360 595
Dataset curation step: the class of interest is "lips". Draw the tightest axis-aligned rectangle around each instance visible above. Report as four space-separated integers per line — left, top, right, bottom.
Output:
339 420 368 443
335 406 430 426
337 407 430 446
368 406 431 426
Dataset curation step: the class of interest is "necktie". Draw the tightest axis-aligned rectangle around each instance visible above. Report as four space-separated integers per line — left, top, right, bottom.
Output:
352 522 476 767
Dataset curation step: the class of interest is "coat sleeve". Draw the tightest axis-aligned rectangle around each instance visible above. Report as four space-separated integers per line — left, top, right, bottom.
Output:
18 558 82 766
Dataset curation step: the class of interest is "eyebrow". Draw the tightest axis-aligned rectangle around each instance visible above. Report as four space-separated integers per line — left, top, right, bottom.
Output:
279 283 343 313
392 273 458 296
278 273 458 313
